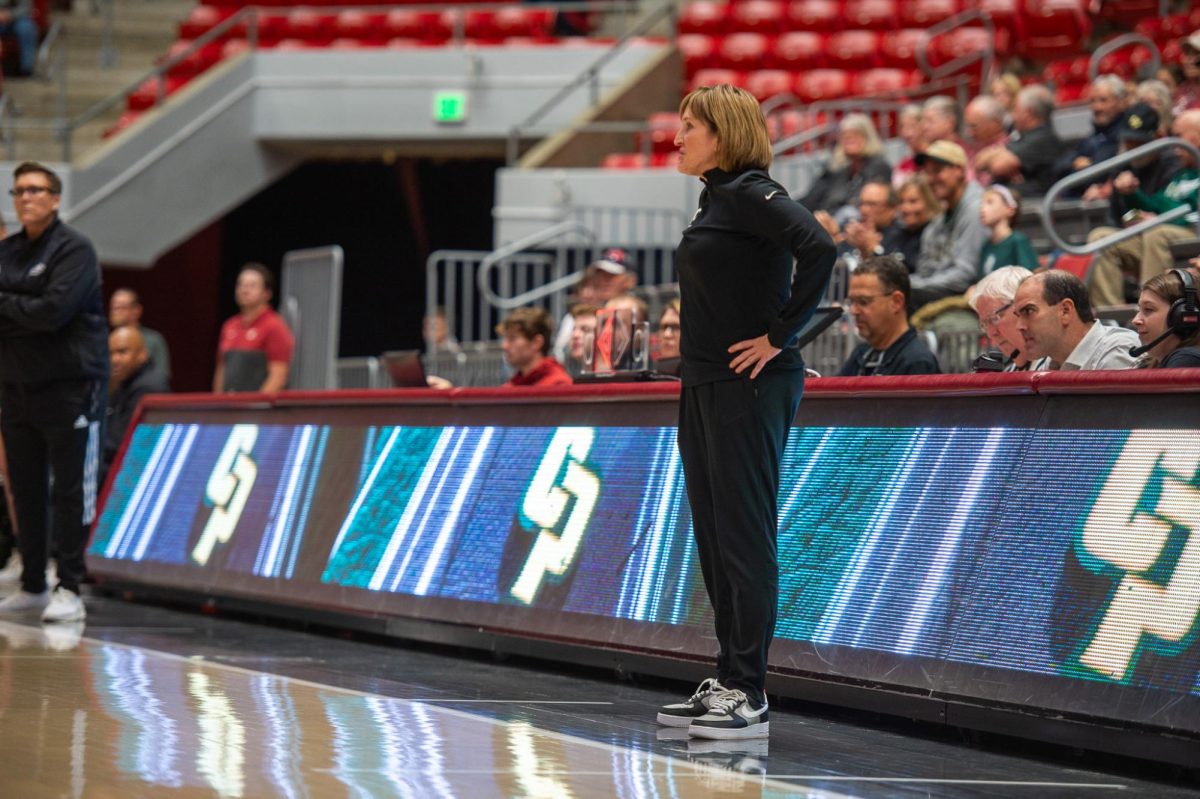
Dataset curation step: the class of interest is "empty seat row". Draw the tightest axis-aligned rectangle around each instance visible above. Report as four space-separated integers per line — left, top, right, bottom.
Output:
687 66 922 103
678 28 1001 77
180 6 560 43
1134 9 1200 44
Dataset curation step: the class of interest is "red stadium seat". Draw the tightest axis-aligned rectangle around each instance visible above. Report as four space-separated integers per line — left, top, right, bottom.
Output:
231 12 288 47
159 40 221 79
494 8 553 38
933 26 1008 65
786 0 841 33
900 0 959 28
1051 252 1092 280
843 0 897 31
1190 6 1200 31
717 33 770 71
689 68 745 92
103 110 143 139
729 0 785 33
794 69 850 102
602 152 650 169
335 11 389 45
744 69 795 102
1096 40 1156 79
853 68 916 97
1054 81 1089 104
1161 39 1184 66
1041 55 1089 87
178 5 233 40
976 0 1020 35
126 75 188 112
677 34 718 77
881 29 929 69
679 1 728 36
639 111 681 154
826 30 879 70
1019 0 1090 62
386 10 450 42
769 31 825 70
286 11 336 45
1098 0 1161 25
1158 13 1192 42
220 39 250 60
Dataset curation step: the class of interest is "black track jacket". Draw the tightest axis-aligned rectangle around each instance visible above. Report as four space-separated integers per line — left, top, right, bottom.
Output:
0 216 108 385
677 167 837 386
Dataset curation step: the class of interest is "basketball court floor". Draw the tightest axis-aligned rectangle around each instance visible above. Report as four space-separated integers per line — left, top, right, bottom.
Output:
0 593 1197 798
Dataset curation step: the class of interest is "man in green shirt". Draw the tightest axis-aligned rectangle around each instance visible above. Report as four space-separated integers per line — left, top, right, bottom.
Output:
1086 108 1200 307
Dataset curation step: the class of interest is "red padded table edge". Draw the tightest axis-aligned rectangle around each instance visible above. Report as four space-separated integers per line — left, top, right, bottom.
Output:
134 370 1200 413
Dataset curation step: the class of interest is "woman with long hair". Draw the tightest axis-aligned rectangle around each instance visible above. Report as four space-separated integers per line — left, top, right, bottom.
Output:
656 84 835 740
1131 268 1200 367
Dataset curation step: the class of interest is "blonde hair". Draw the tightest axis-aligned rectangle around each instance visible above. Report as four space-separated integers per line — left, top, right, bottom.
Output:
830 113 884 170
679 84 772 172
897 175 941 218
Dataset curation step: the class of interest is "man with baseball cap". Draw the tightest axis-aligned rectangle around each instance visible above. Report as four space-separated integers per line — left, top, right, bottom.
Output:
911 140 987 309
553 247 637 359
1085 105 1200 306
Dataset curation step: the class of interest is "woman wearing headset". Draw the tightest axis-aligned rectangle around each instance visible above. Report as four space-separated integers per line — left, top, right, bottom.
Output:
1131 267 1200 368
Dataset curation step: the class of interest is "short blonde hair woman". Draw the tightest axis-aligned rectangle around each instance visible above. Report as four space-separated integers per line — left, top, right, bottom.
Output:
660 84 836 739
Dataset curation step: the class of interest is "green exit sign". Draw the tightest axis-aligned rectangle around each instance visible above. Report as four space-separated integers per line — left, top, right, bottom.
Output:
433 91 468 124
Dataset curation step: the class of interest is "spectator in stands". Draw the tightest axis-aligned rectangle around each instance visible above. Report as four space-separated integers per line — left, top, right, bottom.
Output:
979 185 1038 275
108 288 171 387
891 104 925 189
1086 106 1200 307
1137 79 1174 137
968 266 1045 371
894 177 939 273
912 141 987 308
604 292 649 325
1012 270 1139 370
799 113 892 227
0 0 40 78
921 96 964 151
980 85 1066 196
838 255 940 376
989 73 1021 122
653 298 681 376
565 303 598 376
1132 268 1200 367
102 326 169 484
1054 75 1127 191
213 263 294 393
1172 30 1200 115
840 181 907 271
553 248 635 359
423 306 463 359
498 307 572 387
964 95 1010 183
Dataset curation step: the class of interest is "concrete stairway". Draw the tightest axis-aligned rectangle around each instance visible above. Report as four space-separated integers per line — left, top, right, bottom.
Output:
2 0 192 164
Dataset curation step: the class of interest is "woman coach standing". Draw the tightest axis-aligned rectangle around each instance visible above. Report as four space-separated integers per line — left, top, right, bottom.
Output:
655 85 836 740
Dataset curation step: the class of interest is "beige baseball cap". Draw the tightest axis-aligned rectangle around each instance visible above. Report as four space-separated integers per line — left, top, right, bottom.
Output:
915 139 968 168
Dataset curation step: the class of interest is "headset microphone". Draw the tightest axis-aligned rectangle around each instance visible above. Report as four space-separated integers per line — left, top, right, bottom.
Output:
1130 329 1174 358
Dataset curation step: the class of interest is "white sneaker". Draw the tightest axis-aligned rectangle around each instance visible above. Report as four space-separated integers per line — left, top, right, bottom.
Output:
0 589 51 614
41 587 85 623
0 555 20 585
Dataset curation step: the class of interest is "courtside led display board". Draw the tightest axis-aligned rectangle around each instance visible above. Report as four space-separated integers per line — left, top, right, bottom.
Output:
89 380 1200 745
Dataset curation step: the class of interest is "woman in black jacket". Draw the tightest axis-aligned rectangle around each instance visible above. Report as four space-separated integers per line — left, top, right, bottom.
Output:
1131 267 1200 368
654 84 836 740
799 113 893 226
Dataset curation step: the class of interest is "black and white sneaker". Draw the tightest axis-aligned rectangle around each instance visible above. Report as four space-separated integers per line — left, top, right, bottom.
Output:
687 689 769 739
656 677 726 727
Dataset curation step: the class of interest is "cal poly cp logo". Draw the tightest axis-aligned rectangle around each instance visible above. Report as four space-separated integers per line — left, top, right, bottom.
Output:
1075 431 1200 682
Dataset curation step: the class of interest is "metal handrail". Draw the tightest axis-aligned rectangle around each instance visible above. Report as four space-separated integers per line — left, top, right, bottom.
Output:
476 220 597 309
915 8 996 88
506 1 672 165
4 0 644 163
1088 33 1160 83
1040 137 1200 255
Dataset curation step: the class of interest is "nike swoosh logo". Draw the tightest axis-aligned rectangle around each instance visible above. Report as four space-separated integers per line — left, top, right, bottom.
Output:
765 191 780 200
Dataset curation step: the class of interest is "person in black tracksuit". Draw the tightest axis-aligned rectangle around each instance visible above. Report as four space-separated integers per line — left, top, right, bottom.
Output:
654 85 836 740
0 162 108 624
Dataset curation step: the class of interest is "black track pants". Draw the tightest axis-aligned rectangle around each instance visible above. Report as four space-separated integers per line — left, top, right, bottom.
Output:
1 380 104 595
677 368 803 705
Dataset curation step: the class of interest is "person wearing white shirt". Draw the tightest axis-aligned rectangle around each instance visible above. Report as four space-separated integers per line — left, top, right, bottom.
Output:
1012 270 1139 371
